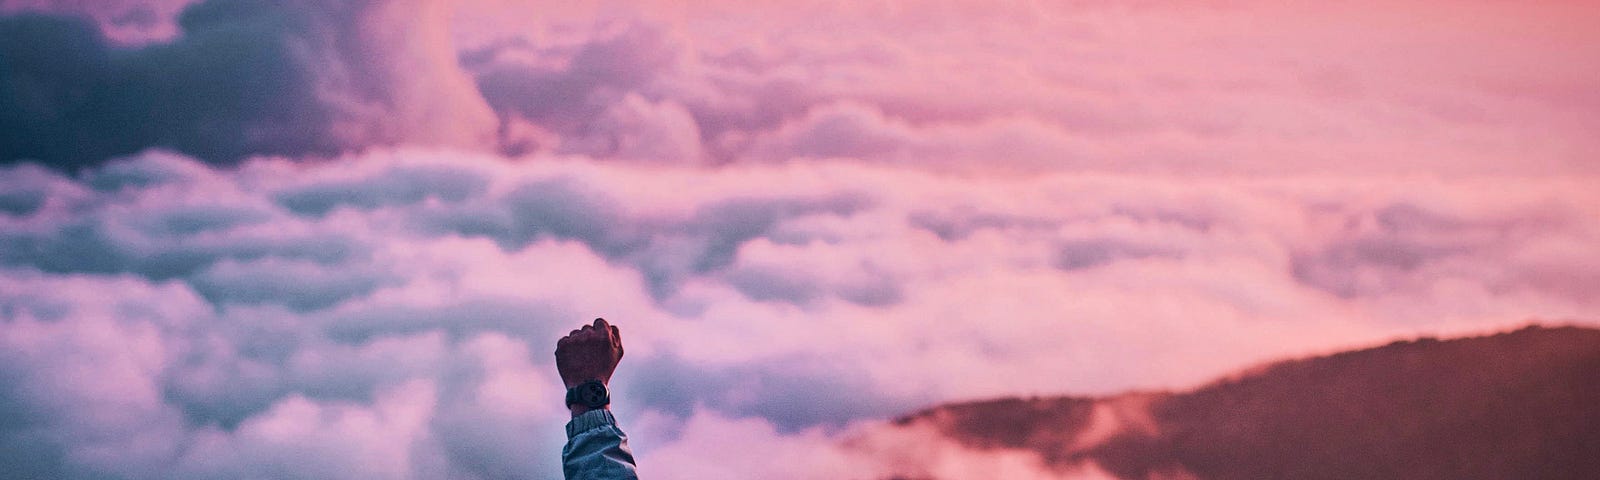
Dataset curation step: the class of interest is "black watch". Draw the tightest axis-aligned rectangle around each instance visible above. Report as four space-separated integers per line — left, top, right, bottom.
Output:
565 380 610 409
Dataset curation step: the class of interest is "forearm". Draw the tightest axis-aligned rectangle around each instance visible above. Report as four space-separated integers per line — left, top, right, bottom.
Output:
562 409 639 480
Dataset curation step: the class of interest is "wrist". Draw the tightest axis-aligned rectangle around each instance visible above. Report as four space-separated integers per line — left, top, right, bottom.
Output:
562 376 608 390
564 379 610 416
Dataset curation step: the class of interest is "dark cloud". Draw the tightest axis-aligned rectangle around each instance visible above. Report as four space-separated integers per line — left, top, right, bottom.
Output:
908 209 1052 241
1288 203 1530 299
0 216 357 280
837 273 904 307
414 176 633 254
188 259 391 312
0 357 74 479
131 204 268 236
274 165 489 218
83 150 206 191
1292 237 1455 298
0 5 340 168
0 387 69 479
416 175 874 302
1055 238 1182 271
0 187 45 216
499 178 635 253
0 13 129 169
686 195 872 265
723 265 826 305
1 220 144 274
0 0 494 169
626 193 874 299
724 263 903 308
163 346 287 429
321 298 568 346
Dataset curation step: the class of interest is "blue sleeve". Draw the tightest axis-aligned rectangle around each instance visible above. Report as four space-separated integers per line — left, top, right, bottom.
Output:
562 409 639 480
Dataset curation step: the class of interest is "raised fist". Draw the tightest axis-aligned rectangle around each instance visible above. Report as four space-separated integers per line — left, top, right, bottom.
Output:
555 318 625 390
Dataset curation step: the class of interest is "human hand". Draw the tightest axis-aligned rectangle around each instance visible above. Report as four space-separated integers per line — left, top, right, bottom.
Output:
555 317 625 391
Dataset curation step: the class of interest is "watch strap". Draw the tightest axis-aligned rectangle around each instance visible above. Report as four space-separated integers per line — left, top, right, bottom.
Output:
565 380 610 408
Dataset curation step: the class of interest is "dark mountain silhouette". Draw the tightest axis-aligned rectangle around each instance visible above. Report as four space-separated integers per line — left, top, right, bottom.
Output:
892 324 1600 479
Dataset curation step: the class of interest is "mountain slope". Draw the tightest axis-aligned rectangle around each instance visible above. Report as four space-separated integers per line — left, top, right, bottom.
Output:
893 324 1600 479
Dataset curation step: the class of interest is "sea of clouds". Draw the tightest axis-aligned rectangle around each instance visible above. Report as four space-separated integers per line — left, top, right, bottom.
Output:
2 0 1596 478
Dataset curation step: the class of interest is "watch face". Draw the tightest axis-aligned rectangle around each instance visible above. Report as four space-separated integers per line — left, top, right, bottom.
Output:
578 382 608 407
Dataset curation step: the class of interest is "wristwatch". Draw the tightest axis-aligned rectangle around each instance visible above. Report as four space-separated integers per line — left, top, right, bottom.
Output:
565 380 610 409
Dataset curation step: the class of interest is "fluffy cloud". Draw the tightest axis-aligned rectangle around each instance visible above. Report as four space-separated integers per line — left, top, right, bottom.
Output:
448 0 1600 173
3 149 1597 478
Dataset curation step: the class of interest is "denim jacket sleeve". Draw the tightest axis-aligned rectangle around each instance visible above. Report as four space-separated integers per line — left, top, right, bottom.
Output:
562 409 639 480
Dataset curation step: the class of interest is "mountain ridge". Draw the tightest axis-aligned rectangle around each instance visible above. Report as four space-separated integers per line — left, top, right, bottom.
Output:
891 323 1600 479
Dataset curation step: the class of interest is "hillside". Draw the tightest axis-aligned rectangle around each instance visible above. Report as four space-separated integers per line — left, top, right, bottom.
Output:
893 325 1600 479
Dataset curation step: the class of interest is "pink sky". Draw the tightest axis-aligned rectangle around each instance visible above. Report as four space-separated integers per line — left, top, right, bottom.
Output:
0 0 1596 478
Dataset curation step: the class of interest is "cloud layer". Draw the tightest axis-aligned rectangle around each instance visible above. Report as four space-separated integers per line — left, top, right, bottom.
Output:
3 149 1597 478
1 0 1597 478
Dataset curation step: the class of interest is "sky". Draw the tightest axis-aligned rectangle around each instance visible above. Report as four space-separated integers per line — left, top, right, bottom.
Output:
1 0 1597 478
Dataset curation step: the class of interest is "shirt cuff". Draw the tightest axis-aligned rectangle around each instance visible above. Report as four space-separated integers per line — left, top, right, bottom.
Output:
565 409 617 439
